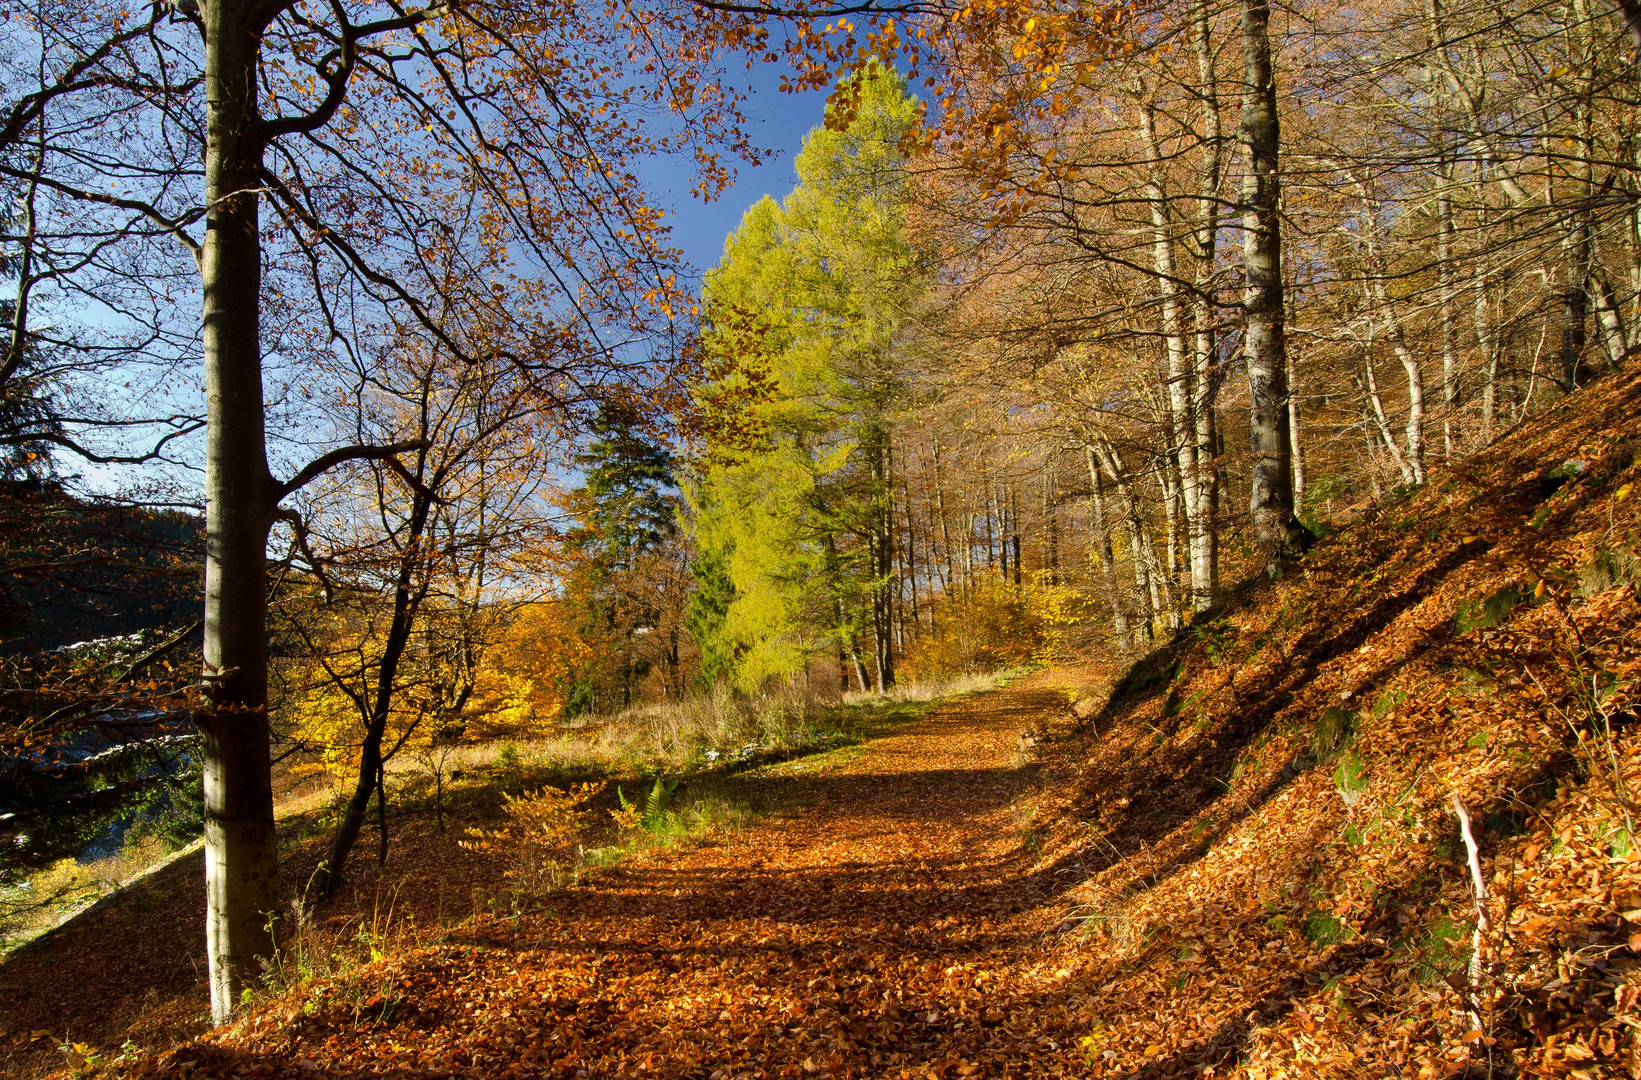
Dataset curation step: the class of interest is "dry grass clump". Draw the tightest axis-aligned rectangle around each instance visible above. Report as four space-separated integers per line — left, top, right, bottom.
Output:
443 667 1019 780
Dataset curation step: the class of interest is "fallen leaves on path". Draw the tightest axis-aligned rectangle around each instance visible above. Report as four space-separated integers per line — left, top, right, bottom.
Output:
128 686 1103 1080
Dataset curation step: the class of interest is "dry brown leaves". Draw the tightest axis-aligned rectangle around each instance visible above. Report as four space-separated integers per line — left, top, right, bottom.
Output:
15 369 1641 1080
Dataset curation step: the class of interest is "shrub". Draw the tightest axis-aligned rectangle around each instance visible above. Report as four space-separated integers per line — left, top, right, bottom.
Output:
460 782 600 898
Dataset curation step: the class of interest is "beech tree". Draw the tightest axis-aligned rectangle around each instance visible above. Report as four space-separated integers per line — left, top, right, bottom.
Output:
2 0 760 1020
278 319 566 899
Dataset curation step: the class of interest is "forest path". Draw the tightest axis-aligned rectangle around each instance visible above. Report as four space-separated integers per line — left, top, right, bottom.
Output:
204 675 1099 1079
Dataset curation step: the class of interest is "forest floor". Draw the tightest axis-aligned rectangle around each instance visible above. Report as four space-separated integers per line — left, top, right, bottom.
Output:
4 672 1102 1080
9 365 1641 1079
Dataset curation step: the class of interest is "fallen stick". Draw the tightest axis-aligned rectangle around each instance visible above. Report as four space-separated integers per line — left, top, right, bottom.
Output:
1452 793 1488 1028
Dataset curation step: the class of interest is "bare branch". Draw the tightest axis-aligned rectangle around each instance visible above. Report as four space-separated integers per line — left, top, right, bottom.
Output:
272 439 430 503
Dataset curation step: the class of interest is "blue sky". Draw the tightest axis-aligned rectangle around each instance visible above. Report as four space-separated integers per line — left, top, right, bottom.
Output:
655 63 831 281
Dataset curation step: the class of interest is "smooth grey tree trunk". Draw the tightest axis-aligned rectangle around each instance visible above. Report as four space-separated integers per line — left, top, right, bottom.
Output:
1240 0 1306 571
1084 446 1131 652
1239 0 1308 569
1137 96 1204 612
200 0 278 1025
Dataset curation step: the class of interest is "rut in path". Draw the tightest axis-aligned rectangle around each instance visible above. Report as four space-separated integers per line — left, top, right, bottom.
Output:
194 679 1100 1079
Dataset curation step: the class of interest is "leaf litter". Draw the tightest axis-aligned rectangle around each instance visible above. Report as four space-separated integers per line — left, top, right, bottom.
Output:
12 368 1641 1079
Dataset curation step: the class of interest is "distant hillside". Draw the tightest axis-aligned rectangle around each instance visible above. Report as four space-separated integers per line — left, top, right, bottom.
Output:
0 481 202 653
1024 364 1641 1076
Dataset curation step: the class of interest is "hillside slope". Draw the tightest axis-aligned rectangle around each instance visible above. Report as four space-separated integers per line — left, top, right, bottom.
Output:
53 365 1641 1079
1028 364 1641 1078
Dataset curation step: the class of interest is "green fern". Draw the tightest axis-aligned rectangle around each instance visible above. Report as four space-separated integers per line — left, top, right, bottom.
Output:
642 778 678 828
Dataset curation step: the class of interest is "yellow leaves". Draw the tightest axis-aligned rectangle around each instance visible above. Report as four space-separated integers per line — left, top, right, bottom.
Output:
462 782 603 893
610 803 644 833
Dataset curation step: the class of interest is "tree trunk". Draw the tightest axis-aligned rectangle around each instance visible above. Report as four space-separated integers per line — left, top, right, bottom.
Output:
1008 486 1021 586
870 434 894 691
1287 348 1305 504
1093 440 1158 643
933 442 956 591
1239 0 1308 570
1189 0 1222 611
1560 214 1591 391
1361 356 1417 485
1138 95 1204 611
200 0 276 1025
1591 270 1630 366
1438 161 1461 457
1084 445 1131 652
1044 469 1060 586
1476 276 1498 442
311 488 434 900
901 480 921 637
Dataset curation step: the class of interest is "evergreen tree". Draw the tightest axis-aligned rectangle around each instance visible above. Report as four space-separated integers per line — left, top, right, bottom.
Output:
575 403 677 571
685 68 924 693
562 402 681 713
